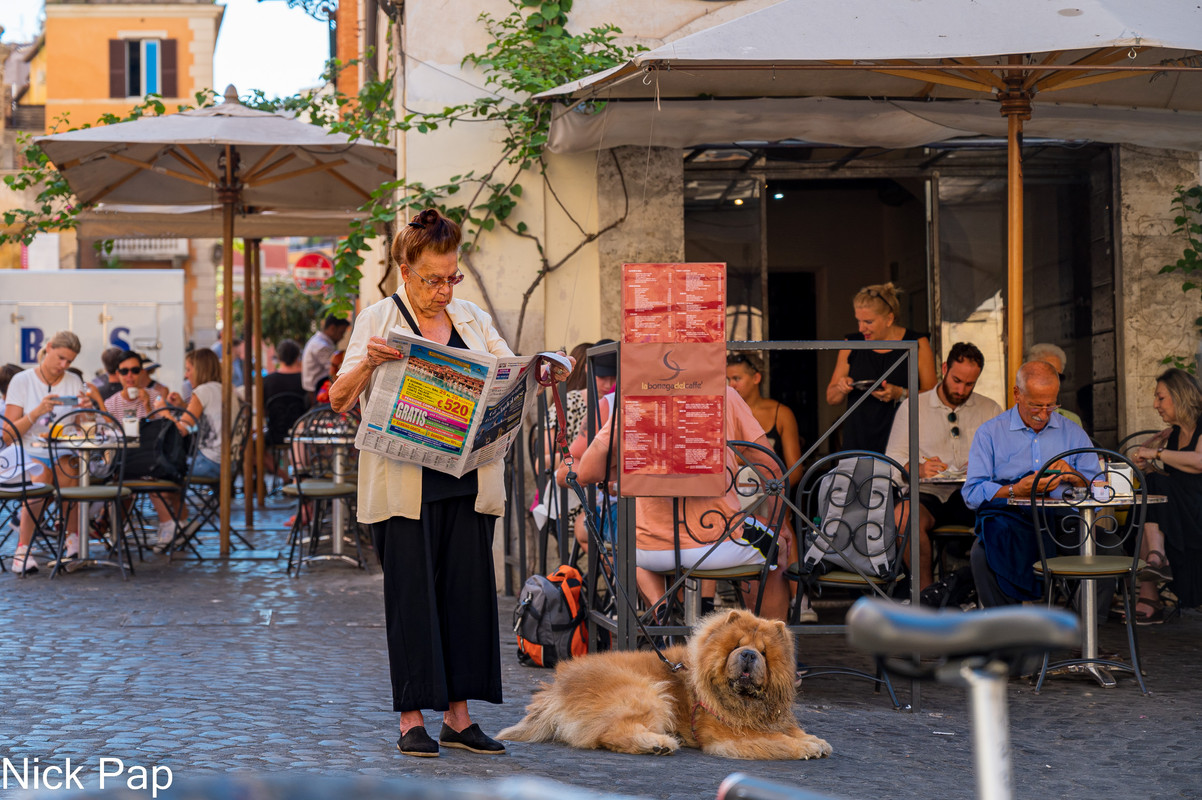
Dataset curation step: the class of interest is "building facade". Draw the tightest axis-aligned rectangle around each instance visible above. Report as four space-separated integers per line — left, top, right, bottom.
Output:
359 0 1202 446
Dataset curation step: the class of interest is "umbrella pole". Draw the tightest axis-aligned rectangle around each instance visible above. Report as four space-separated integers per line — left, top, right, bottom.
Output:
252 239 267 511
218 148 236 557
1000 63 1031 404
243 235 256 528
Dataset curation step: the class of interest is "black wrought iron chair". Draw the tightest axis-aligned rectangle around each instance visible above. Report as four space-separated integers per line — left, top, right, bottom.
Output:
283 406 363 574
785 450 912 707
1029 448 1149 693
0 415 58 574
45 408 135 579
183 402 253 552
264 391 310 495
121 405 201 556
644 440 791 640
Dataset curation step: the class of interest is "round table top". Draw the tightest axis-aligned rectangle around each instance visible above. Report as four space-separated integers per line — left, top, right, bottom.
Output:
1007 493 1166 507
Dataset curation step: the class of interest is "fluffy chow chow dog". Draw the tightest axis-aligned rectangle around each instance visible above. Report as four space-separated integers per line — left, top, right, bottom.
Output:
498 608 831 760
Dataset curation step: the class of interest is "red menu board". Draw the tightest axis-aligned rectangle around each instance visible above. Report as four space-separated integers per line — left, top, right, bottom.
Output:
622 263 725 344
620 263 727 497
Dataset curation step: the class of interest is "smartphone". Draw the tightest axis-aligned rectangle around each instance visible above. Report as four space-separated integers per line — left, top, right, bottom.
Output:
851 379 876 390
57 395 80 406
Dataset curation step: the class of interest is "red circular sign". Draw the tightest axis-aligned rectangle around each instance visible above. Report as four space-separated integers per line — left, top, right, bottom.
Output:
293 252 334 295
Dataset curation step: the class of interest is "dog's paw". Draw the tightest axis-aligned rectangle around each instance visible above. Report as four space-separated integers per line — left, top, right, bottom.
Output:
797 734 832 759
632 732 680 756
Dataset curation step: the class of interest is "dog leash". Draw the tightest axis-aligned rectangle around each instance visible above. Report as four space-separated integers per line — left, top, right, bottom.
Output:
535 368 684 672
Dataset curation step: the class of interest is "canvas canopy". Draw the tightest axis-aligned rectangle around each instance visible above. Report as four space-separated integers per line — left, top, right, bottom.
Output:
539 0 1202 153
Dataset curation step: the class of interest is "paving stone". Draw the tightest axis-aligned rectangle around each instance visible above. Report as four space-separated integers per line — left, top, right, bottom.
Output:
4 496 1202 799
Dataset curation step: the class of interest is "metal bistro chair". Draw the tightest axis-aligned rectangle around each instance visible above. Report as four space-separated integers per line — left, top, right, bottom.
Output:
0 415 58 573
183 402 253 552
122 405 202 557
645 440 791 639
786 450 911 707
283 405 363 574
1029 448 1149 693
264 391 310 495
46 408 135 579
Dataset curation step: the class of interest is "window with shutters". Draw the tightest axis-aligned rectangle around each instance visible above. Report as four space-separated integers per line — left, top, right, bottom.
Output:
109 39 178 98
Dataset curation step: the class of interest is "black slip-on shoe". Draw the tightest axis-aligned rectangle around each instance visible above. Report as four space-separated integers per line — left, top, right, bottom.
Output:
439 723 506 754
397 726 439 757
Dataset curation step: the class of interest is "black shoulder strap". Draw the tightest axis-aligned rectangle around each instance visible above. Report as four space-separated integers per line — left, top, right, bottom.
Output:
391 293 422 337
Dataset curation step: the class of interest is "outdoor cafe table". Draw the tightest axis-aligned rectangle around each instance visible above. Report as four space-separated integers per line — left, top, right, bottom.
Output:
33 433 134 571
288 431 359 567
1008 493 1166 688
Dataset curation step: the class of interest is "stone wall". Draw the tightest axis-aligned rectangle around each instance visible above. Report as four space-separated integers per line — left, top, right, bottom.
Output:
596 145 685 337
1117 145 1202 437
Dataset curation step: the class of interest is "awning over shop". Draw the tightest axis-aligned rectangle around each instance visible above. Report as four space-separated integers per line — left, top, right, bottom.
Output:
538 0 1202 108
547 97 1202 154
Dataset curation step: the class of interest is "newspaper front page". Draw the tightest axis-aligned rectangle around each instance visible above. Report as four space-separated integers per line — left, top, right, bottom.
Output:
355 328 567 477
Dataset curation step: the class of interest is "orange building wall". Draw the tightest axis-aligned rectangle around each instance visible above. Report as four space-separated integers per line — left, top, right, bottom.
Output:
335 0 360 103
43 3 223 132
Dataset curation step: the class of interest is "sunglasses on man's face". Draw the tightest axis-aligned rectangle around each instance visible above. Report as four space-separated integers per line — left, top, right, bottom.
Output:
118 366 143 375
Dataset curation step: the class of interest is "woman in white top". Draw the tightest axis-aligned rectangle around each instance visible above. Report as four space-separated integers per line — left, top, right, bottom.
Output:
167 348 230 480
2 331 99 574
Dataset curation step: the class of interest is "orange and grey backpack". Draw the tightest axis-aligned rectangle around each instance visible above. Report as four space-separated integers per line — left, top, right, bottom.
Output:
513 564 589 668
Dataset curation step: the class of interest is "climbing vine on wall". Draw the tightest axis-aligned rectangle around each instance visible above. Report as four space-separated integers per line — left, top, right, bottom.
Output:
1158 184 1202 373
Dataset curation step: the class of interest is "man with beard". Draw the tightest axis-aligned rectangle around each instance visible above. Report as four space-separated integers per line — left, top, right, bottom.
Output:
886 342 1000 591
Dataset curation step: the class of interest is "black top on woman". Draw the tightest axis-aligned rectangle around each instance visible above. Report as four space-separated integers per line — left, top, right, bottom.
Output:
826 282 936 453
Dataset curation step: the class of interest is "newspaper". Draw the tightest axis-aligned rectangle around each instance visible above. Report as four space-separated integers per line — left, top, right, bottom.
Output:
355 327 570 477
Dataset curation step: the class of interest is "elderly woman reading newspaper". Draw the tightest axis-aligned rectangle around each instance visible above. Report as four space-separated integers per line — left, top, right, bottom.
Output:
329 208 572 758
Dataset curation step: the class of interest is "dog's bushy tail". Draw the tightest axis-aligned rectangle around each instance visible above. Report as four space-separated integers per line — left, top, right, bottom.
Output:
496 692 559 742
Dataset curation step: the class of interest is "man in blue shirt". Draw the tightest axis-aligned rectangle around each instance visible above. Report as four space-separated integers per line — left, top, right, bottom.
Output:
963 361 1095 606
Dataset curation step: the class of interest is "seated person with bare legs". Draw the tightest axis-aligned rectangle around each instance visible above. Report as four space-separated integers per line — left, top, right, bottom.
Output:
1130 368 1202 622
104 350 195 553
562 385 792 621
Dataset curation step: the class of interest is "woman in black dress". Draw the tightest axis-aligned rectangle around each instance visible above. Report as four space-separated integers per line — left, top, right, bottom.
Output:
825 282 936 453
1132 368 1202 620
330 209 572 757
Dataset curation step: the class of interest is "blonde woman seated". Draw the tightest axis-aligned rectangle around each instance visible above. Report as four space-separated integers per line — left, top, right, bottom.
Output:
563 385 791 621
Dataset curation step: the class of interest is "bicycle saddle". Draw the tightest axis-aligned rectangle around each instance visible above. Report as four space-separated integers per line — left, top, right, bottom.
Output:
846 597 1079 660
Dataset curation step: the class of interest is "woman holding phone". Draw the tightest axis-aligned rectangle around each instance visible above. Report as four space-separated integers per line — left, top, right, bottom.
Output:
1 330 95 573
826 283 936 453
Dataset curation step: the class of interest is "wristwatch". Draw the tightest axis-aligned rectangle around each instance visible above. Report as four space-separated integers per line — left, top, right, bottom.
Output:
1008 483 1015 499
1157 443 1166 455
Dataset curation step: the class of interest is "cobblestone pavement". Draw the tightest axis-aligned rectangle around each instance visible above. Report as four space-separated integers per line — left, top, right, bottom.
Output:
4 497 1201 799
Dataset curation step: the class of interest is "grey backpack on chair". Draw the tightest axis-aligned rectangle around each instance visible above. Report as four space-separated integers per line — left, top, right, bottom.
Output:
803 456 898 578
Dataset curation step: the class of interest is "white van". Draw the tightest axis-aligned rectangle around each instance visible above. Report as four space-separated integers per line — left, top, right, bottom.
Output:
0 270 187 394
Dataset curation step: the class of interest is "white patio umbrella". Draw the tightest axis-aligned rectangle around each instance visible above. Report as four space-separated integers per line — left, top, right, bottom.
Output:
537 0 1202 393
37 86 396 553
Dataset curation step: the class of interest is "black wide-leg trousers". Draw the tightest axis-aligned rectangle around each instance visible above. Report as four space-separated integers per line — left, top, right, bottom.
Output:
371 496 502 712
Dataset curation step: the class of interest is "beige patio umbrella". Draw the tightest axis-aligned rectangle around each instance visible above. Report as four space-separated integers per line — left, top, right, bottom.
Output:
74 203 374 535
536 0 1202 394
37 86 395 554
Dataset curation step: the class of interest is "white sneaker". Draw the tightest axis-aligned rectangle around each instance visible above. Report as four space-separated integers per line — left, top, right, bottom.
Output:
796 607 819 624
10 547 39 574
63 533 80 559
157 523 176 546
